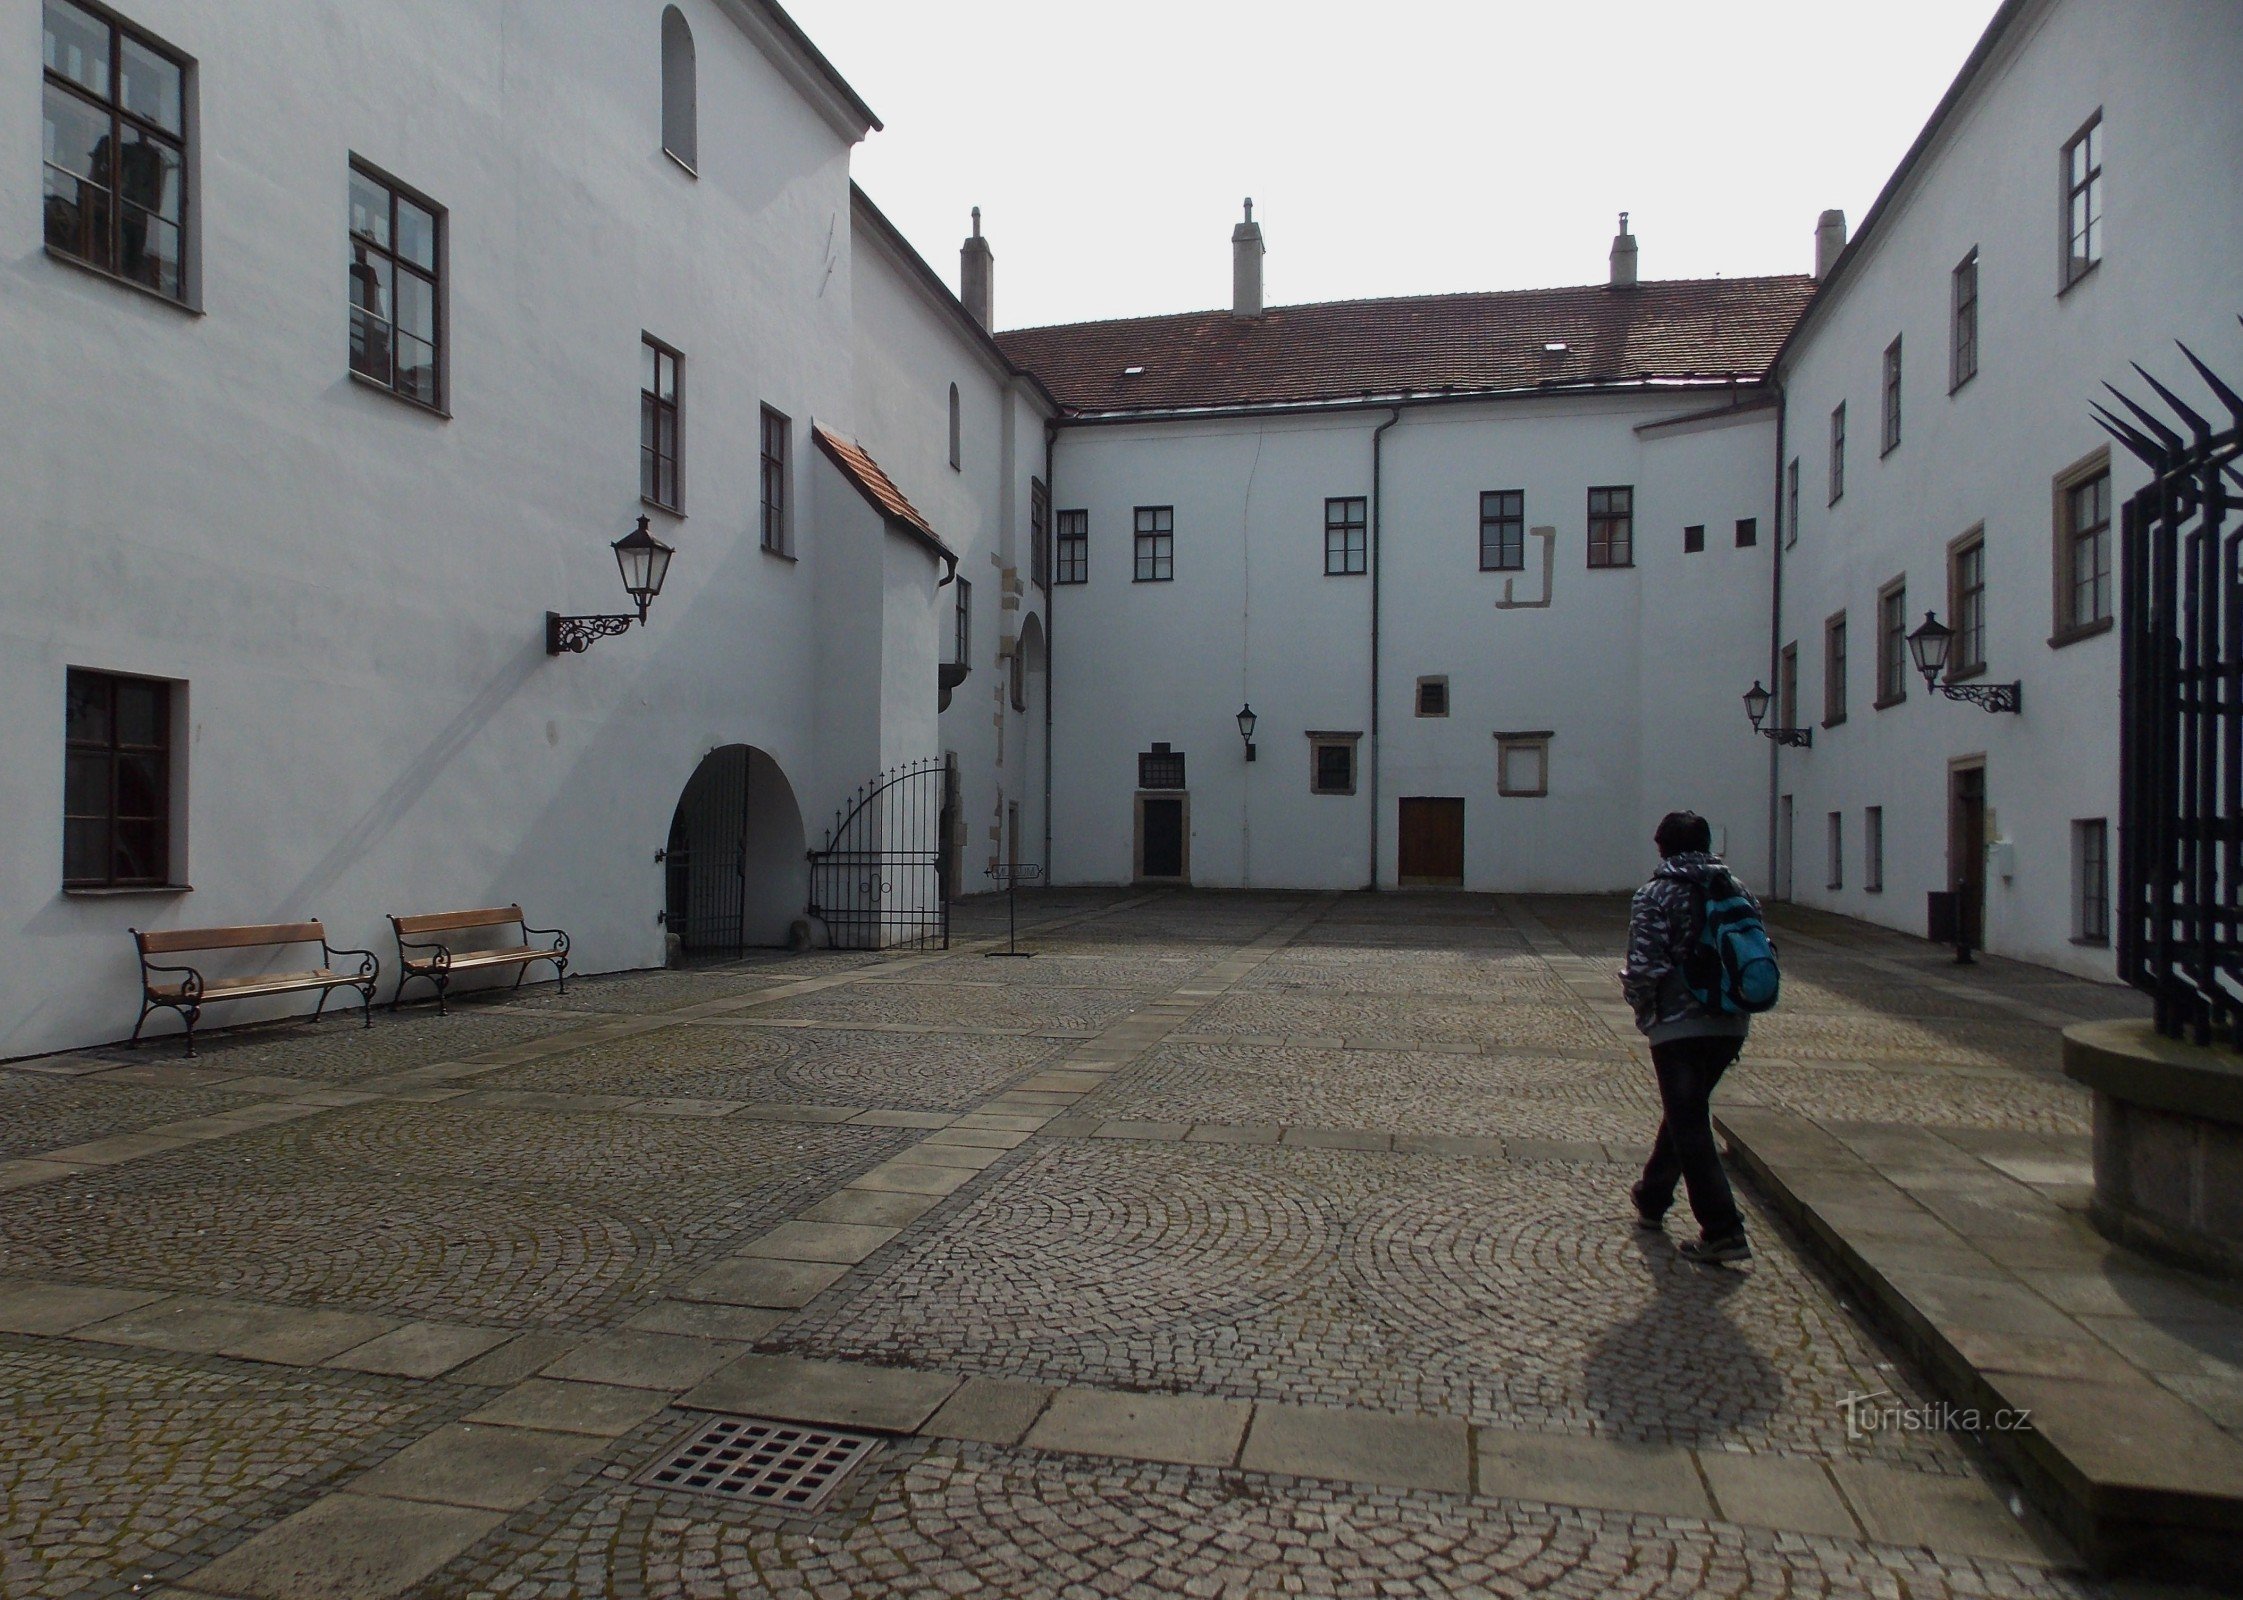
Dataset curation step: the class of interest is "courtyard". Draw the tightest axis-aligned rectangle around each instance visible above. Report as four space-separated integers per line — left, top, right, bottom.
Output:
0 888 2212 1599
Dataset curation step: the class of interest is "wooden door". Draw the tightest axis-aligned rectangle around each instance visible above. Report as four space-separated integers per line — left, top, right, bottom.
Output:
1949 764 1987 947
1138 796 1186 880
1397 797 1465 886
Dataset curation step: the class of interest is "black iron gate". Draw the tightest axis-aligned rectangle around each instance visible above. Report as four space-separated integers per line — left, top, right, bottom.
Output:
807 755 954 951
2098 324 2243 1049
665 746 751 957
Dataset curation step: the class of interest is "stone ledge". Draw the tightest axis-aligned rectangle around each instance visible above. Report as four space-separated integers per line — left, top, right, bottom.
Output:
2064 1019 2243 1126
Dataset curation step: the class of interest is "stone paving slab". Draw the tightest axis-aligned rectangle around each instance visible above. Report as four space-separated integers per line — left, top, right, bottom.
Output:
1697 1450 1862 1539
1025 1386 1251 1469
1238 1401 1470 1495
186 1490 504 1600
465 1378 673 1437
0 1277 166 1335
540 1330 744 1390
1475 1426 1712 1519
739 1220 901 1263
922 1377 1057 1446
78 1295 400 1366
351 1419 605 1510
682 1353 961 1433
323 1321 514 1379
679 1257 849 1308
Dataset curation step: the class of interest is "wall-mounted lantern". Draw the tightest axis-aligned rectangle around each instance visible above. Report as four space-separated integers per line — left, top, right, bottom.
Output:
1906 611 2022 713
1236 703 1258 762
547 517 676 655
1741 681 1812 747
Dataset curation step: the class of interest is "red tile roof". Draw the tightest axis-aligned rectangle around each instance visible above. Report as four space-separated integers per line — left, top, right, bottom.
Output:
995 276 1817 417
812 426 956 569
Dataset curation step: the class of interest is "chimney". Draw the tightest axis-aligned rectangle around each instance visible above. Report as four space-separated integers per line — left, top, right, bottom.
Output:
1814 209 1848 279
960 206 994 330
1608 212 1638 288
1231 197 1264 318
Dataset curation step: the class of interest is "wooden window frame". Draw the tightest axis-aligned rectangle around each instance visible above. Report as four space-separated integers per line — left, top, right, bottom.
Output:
1875 577 1909 709
2050 448 2112 646
347 159 445 412
1823 611 1848 728
1828 403 1846 504
1494 732 1552 799
1951 247 1979 391
1307 732 1361 796
63 667 175 888
641 336 683 513
1826 810 1844 892
1864 805 1884 893
40 0 191 304
759 405 791 554
1948 527 1988 680
1054 509 1088 585
1132 505 1174 583
1785 458 1800 548
1478 490 1524 571
2073 817 2110 945
2062 111 2102 290
1324 496 1367 576
1880 337 1902 456
1586 485 1633 569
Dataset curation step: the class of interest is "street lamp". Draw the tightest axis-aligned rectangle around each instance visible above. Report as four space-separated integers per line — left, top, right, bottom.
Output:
1906 611 2022 713
547 516 677 655
1236 703 1258 762
1741 680 1812 747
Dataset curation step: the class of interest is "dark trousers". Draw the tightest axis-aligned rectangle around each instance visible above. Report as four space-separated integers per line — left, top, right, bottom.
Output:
1638 1034 1745 1241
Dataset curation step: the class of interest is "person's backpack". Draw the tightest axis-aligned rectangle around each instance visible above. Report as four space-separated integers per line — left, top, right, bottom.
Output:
1682 873 1781 1014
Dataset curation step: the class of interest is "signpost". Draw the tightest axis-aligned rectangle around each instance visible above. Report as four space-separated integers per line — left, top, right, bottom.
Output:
985 863 1042 957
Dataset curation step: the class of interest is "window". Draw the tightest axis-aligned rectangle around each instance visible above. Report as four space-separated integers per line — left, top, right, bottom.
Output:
1133 505 1174 582
1881 339 1902 455
41 0 187 301
1785 459 1800 548
1030 478 1049 590
1009 647 1025 712
660 5 696 171
1826 812 1844 891
759 406 790 553
347 164 443 409
1054 510 1088 584
1876 579 1909 707
1950 531 1987 677
64 668 173 887
1495 732 1550 798
1864 806 1884 892
1951 248 1979 390
952 578 970 667
1137 745 1186 789
1823 612 1847 727
641 338 682 511
1683 524 1705 554
2055 457 2111 640
1479 491 1523 571
1735 518 1758 549
1308 735 1360 796
1828 403 1846 504
1324 496 1367 576
1778 641 1800 733
948 384 961 470
2063 114 2102 288
1587 486 1633 568
2073 819 2110 944
1416 677 1449 717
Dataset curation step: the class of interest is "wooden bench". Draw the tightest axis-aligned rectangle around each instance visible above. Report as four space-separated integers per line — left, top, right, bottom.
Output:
389 905 569 1013
131 922 380 1058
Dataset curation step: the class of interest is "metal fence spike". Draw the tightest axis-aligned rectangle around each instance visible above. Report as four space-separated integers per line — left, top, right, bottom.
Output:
2104 381 2186 455
2090 403 2169 472
2176 340 2243 431
2129 361 2212 446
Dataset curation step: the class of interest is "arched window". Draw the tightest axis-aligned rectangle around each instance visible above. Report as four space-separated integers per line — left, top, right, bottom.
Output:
661 6 697 172
948 383 961 469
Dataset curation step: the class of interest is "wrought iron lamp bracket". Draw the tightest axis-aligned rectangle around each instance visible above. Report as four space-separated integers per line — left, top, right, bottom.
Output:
1934 679 2023 715
546 611 637 655
1756 725 1814 748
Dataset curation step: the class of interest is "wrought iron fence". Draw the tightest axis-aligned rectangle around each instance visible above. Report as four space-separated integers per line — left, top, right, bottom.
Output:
806 755 954 951
2097 323 2243 1049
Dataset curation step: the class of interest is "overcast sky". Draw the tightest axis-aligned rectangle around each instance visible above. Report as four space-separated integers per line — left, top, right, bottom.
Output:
781 0 2006 332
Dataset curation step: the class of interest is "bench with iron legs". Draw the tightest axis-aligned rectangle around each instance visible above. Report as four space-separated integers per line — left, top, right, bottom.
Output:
131 922 380 1058
389 905 568 1013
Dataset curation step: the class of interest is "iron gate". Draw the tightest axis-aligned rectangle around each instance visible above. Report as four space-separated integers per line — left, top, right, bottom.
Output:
2098 325 2243 1049
806 755 954 951
665 746 751 957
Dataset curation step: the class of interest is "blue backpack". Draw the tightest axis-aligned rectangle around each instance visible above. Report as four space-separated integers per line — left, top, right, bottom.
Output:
1684 874 1781 1014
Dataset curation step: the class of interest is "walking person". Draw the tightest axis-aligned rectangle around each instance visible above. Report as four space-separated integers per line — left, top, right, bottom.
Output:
1621 811 1755 1264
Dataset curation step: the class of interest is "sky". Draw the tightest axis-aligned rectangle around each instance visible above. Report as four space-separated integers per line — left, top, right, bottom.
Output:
779 0 2008 332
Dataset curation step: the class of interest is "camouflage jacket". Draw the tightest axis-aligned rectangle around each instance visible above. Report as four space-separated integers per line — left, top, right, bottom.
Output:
1621 852 1754 1044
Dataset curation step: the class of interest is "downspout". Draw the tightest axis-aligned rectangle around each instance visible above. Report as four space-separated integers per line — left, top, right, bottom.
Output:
1041 416 1057 880
1368 406 1402 890
1766 388 1787 893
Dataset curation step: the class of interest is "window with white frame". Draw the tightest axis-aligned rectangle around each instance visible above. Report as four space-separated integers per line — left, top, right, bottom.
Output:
2063 113 2102 288
2055 458 2111 640
2073 818 2110 944
1950 531 1986 676
1864 806 1884 892
1495 732 1550 798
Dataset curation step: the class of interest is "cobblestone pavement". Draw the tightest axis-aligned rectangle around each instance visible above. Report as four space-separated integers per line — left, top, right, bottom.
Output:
0 888 2171 1598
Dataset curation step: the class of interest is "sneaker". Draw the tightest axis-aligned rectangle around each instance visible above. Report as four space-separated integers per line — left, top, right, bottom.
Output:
1629 1182 1666 1231
1676 1233 1751 1265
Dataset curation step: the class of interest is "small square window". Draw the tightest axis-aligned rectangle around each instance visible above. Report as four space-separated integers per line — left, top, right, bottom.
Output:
1495 732 1550 798
1416 677 1449 717
1137 745 1186 789
1735 518 1757 549
1683 524 1705 554
1308 735 1360 796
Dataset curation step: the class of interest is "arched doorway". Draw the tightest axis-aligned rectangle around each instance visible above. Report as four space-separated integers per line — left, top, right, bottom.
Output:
663 745 806 956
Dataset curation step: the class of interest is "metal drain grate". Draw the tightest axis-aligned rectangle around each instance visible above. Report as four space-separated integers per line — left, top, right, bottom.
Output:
639 1415 881 1513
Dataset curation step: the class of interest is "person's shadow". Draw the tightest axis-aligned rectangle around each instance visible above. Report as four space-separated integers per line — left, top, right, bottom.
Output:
1581 1233 1783 1447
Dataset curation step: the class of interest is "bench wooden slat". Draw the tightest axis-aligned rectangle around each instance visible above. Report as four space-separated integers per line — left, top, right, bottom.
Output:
398 947 550 974
392 906 527 936
148 969 364 1001
139 922 327 955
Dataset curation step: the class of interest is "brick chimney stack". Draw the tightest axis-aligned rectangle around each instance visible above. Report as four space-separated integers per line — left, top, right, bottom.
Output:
1231 198 1264 318
961 206 994 330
